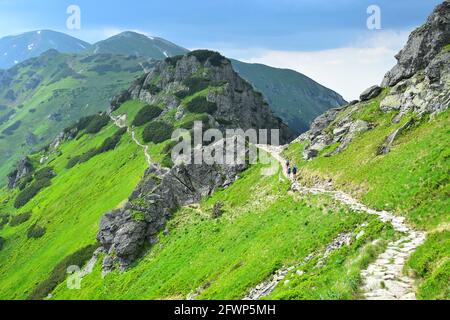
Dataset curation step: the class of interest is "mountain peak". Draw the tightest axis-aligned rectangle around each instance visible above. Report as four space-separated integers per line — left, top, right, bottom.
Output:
89 31 188 59
382 1 450 87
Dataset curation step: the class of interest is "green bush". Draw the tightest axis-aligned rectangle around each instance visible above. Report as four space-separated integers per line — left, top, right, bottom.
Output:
9 211 32 226
142 121 173 144
27 224 46 239
183 77 210 94
34 167 56 181
28 244 98 300
186 96 217 114
132 105 163 127
188 50 227 66
14 177 52 208
0 214 10 229
165 55 183 67
0 237 4 251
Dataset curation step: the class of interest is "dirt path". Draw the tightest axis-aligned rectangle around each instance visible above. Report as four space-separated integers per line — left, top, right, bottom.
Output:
256 144 426 300
109 113 152 166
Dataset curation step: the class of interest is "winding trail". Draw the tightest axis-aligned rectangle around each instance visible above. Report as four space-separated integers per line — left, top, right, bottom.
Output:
109 113 152 166
256 144 426 300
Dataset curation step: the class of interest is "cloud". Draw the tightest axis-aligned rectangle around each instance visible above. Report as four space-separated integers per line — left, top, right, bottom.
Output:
215 30 411 101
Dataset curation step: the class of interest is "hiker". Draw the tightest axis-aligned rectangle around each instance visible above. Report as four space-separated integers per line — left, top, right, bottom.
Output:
287 166 291 176
293 165 298 180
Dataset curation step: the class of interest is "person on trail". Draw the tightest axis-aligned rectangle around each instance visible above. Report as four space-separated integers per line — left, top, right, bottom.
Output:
293 165 298 179
287 166 291 176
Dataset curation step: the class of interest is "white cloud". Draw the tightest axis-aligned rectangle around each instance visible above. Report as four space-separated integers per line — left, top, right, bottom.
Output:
215 30 411 101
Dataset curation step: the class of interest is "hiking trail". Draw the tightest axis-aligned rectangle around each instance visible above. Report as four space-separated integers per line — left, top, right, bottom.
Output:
255 144 426 300
109 113 152 166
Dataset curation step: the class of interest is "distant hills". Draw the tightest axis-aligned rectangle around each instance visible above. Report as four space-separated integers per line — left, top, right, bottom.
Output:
0 30 90 69
87 31 188 59
0 29 346 185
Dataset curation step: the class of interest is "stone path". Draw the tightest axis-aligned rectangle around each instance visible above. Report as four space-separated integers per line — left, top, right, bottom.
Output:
109 113 153 166
255 144 426 300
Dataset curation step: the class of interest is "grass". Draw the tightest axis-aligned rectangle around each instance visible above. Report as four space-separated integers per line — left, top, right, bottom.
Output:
0 123 147 299
406 231 450 300
51 155 395 300
284 110 449 231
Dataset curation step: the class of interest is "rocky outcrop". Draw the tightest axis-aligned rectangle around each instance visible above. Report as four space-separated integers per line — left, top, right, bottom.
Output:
112 50 296 144
382 1 450 87
378 119 415 155
299 2 449 160
97 137 248 271
7 157 33 189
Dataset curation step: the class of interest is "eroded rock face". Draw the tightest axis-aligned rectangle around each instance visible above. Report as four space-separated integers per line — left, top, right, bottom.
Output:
112 51 296 144
300 2 450 161
97 138 248 271
7 157 33 189
382 1 450 87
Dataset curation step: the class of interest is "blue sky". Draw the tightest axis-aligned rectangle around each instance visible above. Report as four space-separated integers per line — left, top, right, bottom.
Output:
0 0 443 99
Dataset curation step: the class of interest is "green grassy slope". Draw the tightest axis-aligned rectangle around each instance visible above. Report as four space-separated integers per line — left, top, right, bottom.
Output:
0 121 147 299
0 51 150 186
51 158 395 300
283 97 450 299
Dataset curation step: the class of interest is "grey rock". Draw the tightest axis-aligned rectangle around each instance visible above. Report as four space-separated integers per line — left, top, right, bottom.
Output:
360 85 382 101
378 118 415 155
128 51 296 144
7 157 33 189
26 132 38 146
97 138 248 270
382 1 450 87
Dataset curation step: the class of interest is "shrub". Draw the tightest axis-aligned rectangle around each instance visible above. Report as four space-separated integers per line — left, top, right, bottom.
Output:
0 237 4 251
27 224 46 239
143 121 173 144
84 114 110 134
165 55 183 67
9 211 32 226
14 177 52 208
188 50 227 66
28 244 98 300
2 120 21 136
34 167 56 181
66 128 126 169
186 96 217 114
132 105 163 127
144 83 161 95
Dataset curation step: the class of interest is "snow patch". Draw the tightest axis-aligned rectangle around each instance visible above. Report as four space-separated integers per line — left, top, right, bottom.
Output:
163 51 169 57
28 43 35 51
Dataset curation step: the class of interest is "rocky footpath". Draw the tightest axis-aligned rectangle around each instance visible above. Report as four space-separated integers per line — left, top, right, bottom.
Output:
254 144 426 300
300 2 449 161
97 137 248 271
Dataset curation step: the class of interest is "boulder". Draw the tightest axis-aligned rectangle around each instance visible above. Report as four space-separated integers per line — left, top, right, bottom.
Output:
360 85 382 101
382 1 450 87
7 157 33 189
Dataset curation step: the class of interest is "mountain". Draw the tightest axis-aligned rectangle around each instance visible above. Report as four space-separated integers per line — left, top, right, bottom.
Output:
231 59 346 133
2 2 448 301
87 31 189 59
0 30 91 69
0 50 152 185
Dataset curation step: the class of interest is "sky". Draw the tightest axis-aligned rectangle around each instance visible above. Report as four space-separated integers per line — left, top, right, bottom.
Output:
0 0 443 100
